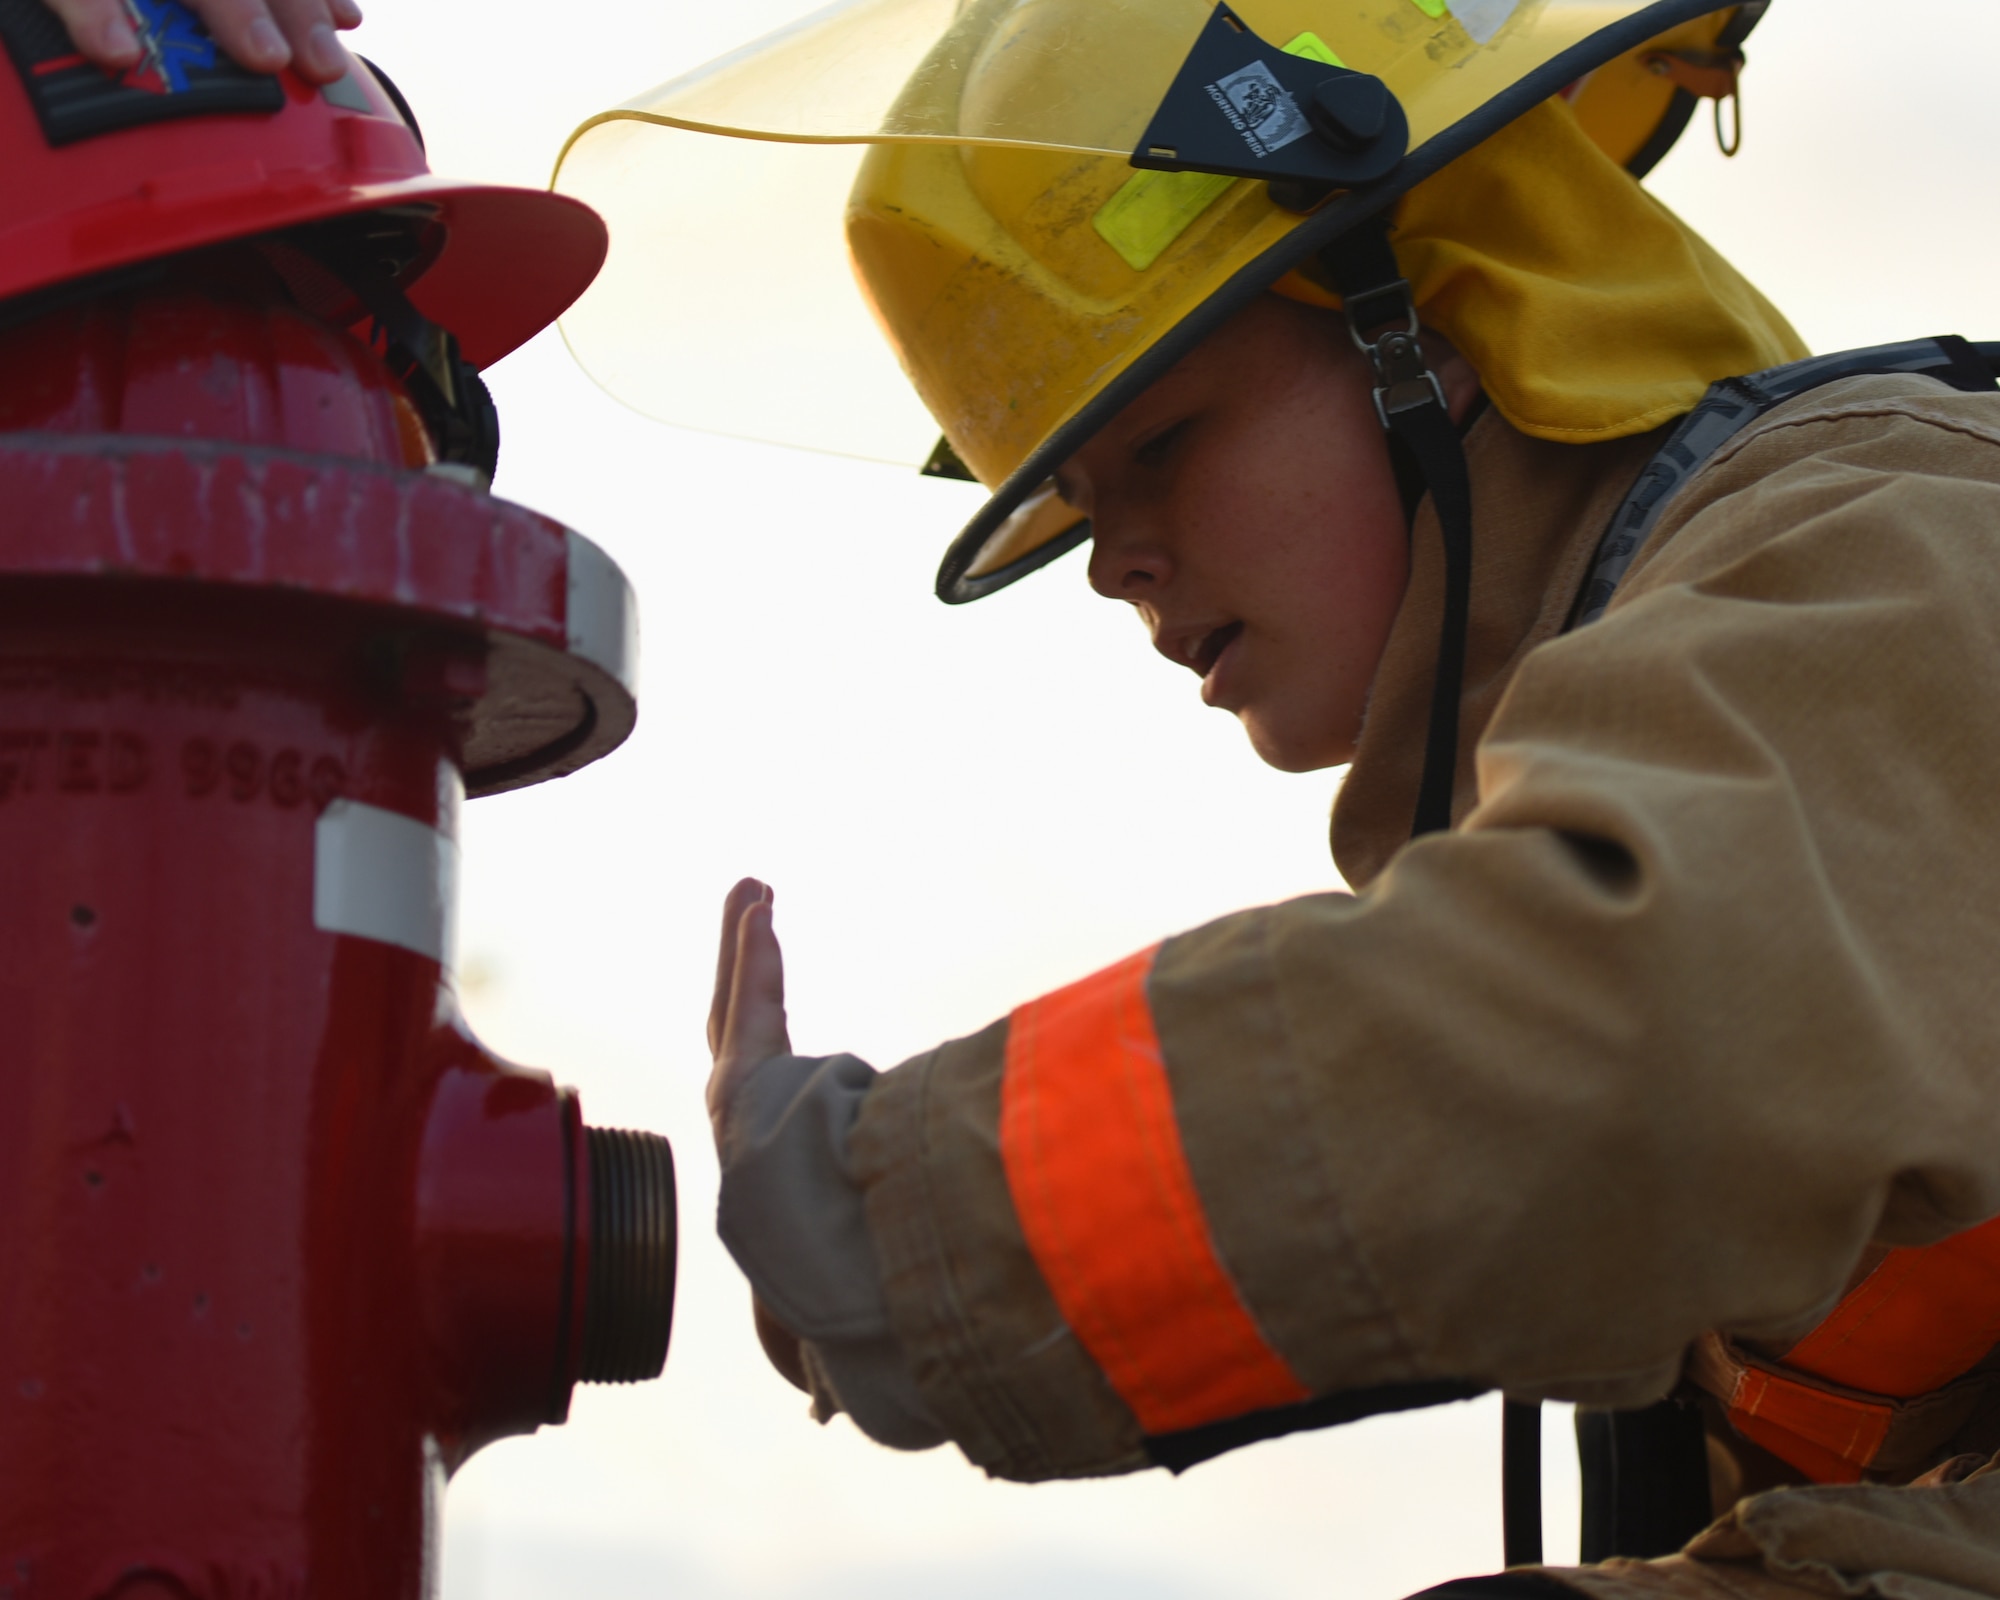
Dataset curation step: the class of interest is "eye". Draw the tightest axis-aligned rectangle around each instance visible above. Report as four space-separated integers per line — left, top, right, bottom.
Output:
1133 417 1193 468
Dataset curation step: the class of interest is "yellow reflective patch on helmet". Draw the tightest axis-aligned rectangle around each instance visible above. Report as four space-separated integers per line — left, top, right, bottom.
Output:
1091 30 1345 274
1279 30 1345 67
1092 169 1236 272
1406 0 1449 17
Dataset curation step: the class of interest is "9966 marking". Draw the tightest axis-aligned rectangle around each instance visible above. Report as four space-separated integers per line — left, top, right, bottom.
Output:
181 739 346 808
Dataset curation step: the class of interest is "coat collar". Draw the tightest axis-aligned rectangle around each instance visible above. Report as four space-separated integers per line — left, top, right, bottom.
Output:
1331 408 1669 889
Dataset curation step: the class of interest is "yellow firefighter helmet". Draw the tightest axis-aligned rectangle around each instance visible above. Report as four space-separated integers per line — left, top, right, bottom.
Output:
555 0 1799 600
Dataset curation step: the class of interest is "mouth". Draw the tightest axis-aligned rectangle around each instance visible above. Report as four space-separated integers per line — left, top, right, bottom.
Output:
1191 621 1244 679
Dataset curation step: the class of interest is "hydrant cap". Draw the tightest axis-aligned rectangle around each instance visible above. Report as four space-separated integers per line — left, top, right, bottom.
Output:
0 0 607 369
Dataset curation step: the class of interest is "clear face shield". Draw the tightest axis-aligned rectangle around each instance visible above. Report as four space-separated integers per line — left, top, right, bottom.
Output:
552 0 1758 581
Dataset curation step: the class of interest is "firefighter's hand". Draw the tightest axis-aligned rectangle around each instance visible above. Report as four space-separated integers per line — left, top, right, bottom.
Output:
754 1295 809 1394
707 876 792 1144
707 878 809 1390
45 0 363 85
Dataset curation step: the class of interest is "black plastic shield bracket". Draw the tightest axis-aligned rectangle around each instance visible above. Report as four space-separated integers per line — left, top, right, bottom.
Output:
1130 2 1408 188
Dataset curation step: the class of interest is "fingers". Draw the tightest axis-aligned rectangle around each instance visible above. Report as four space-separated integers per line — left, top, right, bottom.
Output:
266 0 354 79
48 0 348 83
41 0 141 69
182 0 344 79
179 0 286 72
708 878 768 1057
706 882 792 1136
45 0 364 80
722 897 790 1069
752 1296 810 1394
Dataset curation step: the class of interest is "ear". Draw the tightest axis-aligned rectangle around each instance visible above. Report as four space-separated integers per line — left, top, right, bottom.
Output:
1416 326 1483 426
1438 347 1485 426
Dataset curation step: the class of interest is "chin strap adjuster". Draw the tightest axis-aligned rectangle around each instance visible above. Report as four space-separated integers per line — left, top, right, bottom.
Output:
1320 214 1473 843
1346 278 1448 426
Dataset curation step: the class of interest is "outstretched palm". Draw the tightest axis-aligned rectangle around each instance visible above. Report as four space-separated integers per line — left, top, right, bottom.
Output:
706 878 807 1389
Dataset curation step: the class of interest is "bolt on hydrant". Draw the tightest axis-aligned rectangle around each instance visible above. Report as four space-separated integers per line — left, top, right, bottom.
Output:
0 13 673 1596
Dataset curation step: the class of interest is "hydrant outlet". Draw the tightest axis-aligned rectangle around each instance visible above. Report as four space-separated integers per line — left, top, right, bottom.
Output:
582 1127 678 1384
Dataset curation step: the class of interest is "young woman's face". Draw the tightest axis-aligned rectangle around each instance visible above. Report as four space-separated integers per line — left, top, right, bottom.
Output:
1057 295 1438 773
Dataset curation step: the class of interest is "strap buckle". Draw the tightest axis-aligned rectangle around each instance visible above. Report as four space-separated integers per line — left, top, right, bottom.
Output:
1345 278 1447 427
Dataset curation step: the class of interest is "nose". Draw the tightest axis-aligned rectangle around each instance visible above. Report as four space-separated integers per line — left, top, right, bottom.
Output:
1086 514 1173 601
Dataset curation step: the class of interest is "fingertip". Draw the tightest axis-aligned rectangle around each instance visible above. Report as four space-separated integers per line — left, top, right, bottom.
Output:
299 21 346 81
330 0 364 26
242 15 292 70
96 14 141 65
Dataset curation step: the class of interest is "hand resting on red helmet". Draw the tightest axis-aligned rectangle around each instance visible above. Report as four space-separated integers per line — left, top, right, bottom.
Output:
42 0 362 86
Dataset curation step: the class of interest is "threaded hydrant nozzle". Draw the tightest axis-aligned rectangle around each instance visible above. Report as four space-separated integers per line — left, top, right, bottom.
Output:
580 1127 677 1384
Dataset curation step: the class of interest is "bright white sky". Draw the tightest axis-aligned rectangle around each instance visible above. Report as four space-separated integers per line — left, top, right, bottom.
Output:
329 4 2000 1596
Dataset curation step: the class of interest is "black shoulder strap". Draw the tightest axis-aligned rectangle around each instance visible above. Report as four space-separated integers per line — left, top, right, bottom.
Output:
1570 336 2000 630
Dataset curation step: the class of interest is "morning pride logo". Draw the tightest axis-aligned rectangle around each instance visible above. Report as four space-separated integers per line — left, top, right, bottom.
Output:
1204 59 1310 159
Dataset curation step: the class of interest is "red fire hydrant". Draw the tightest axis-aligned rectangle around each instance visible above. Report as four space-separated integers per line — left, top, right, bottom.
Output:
0 16 672 1597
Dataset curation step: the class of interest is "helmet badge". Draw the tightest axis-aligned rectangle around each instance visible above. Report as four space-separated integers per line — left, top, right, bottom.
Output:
0 0 283 145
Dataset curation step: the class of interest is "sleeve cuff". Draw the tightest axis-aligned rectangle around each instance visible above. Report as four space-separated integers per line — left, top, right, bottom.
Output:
715 1050 945 1450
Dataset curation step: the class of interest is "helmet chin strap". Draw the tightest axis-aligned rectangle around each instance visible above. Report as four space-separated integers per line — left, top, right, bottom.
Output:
258 221 503 483
1320 217 1547 1573
1319 215 1474 843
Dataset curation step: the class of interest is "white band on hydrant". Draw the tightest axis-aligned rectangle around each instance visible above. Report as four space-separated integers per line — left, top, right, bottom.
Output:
313 799 459 967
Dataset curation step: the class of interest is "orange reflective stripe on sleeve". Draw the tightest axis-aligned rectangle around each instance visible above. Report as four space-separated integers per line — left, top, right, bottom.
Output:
999 946 1311 1436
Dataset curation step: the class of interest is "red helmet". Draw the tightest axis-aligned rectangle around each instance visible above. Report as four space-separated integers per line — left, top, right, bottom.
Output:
0 0 605 372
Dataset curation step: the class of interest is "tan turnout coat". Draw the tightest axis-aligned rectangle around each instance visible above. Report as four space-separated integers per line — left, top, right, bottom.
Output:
844 373 2000 1597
